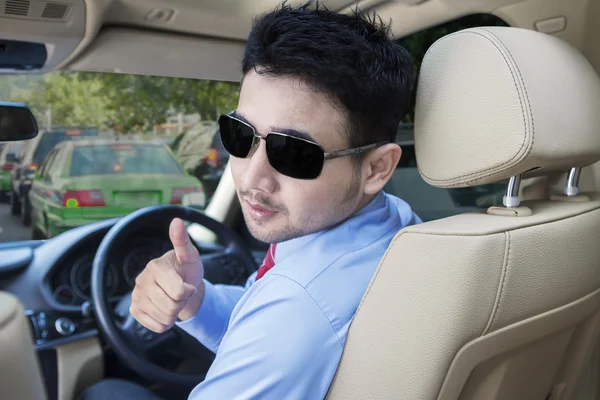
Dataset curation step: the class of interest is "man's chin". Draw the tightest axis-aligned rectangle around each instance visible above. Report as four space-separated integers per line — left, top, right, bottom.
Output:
245 217 295 244
243 212 274 242
245 215 275 237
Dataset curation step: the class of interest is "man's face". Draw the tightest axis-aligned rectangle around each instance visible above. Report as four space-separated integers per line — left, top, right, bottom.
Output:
230 70 367 243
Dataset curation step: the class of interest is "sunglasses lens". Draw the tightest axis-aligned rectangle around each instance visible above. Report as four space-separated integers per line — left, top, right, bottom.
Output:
219 115 255 158
266 134 324 179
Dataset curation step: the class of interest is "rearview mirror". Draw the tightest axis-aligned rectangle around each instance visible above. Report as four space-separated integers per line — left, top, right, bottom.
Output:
0 102 38 142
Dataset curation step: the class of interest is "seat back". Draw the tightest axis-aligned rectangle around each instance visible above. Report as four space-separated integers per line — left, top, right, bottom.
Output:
327 27 600 400
0 292 47 400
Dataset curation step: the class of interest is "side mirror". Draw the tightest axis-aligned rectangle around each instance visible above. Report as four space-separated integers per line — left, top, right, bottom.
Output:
0 102 38 142
181 192 206 211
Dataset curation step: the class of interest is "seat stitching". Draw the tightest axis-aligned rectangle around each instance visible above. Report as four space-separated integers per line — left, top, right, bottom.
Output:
418 29 528 182
482 231 511 335
353 230 405 314
480 27 536 160
399 201 600 238
418 28 535 185
355 204 600 336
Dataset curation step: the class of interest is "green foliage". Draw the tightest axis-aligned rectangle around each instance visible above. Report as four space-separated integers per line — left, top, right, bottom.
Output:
0 74 43 100
91 74 240 132
1 71 239 133
15 72 112 128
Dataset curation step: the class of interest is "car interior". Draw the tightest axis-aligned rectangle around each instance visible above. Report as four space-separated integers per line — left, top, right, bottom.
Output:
1 0 600 400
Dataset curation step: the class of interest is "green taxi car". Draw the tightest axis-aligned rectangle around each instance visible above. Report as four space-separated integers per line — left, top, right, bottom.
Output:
0 142 23 202
29 139 205 239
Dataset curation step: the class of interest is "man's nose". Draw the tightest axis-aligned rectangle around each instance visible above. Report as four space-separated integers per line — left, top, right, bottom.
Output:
240 139 277 193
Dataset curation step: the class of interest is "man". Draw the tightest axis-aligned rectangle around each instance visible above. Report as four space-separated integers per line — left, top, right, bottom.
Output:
82 2 420 399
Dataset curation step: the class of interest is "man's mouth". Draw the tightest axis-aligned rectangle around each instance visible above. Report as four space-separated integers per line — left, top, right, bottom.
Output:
244 199 278 220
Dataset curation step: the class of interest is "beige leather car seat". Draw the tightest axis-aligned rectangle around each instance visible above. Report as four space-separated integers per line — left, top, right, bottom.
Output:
0 291 47 400
327 27 600 400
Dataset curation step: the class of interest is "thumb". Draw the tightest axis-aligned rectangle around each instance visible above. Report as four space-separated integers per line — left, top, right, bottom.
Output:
181 282 198 299
169 218 200 268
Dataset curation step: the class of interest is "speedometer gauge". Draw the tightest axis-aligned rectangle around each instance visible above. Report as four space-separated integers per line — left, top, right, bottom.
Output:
70 255 119 300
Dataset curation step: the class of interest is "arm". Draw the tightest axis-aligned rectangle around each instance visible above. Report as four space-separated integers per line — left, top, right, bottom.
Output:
187 275 343 400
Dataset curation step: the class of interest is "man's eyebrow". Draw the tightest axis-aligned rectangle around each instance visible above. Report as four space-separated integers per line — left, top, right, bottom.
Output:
231 110 317 143
231 110 251 125
270 126 316 143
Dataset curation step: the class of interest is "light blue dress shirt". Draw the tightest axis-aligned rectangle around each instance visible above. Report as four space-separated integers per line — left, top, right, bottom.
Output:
177 191 421 399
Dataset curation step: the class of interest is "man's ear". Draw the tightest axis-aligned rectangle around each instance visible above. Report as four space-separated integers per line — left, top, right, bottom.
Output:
363 143 401 195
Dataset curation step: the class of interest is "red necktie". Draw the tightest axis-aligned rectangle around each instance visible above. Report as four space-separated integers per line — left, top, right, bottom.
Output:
255 243 277 281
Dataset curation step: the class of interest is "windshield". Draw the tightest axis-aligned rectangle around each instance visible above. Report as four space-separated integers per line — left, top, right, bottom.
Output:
70 144 183 177
2 142 22 162
0 71 238 242
34 128 98 165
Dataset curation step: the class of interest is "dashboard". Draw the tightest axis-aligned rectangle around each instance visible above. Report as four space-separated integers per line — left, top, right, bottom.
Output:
49 236 173 307
0 215 262 353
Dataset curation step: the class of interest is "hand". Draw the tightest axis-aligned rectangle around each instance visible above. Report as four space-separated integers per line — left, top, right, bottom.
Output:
130 218 206 333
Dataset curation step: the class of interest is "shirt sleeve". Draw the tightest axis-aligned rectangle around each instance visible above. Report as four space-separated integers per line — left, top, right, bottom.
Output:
187 274 343 400
175 278 249 353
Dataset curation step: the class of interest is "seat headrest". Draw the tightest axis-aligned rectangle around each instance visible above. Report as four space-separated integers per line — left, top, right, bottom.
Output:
414 26 600 188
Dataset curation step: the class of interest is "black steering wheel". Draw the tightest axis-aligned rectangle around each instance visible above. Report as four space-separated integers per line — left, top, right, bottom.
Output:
91 205 257 388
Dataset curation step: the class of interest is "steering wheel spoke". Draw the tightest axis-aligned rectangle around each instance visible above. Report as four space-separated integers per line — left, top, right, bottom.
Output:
136 325 178 356
112 291 180 356
202 250 249 285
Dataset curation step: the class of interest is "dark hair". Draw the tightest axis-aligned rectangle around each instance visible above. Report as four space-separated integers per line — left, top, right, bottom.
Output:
242 1 414 149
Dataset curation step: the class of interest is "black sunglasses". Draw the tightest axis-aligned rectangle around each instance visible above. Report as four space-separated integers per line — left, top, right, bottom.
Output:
218 113 388 180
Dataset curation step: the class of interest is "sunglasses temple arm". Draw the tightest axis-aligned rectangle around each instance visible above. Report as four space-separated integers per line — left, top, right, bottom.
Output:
323 141 389 160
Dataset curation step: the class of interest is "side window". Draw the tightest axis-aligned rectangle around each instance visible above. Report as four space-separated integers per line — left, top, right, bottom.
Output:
385 140 506 221
39 149 59 180
385 14 509 222
49 148 67 178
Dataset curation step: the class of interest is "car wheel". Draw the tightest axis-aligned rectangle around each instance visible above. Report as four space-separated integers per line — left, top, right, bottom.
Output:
0 191 7 203
10 188 21 216
21 197 31 226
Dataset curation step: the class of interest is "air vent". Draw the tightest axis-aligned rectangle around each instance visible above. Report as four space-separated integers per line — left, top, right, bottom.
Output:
41 1 67 19
0 0 71 21
5 0 29 16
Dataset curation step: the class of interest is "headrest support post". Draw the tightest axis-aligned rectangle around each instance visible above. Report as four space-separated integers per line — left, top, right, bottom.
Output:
503 174 522 208
564 168 581 196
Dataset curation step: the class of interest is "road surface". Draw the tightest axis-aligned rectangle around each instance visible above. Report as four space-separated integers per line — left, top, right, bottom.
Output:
0 202 31 242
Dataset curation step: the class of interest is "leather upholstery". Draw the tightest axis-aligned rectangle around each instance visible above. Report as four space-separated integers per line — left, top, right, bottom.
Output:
415 27 600 188
327 196 600 400
327 27 600 400
0 292 47 400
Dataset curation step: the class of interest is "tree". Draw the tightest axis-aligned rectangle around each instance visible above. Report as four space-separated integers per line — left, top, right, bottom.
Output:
4 71 240 134
90 73 173 133
0 74 44 104
92 74 239 130
12 72 113 128
164 78 240 121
